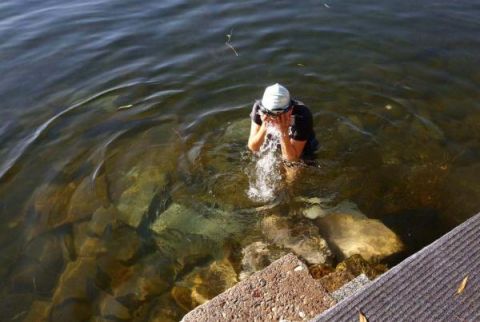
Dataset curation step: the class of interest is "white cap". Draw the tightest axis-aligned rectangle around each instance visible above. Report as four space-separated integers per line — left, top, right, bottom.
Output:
260 83 291 114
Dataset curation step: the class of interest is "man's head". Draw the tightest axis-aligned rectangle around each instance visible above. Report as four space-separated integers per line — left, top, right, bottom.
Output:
259 83 292 116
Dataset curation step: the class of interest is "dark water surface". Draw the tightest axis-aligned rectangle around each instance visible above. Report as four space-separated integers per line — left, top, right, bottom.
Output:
1 0 480 320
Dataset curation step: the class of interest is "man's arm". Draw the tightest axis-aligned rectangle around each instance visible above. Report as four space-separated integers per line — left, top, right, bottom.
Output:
279 135 306 161
247 118 268 152
275 111 306 161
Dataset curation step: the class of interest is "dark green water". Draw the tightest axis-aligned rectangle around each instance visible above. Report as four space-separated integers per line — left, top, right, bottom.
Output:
1 0 479 320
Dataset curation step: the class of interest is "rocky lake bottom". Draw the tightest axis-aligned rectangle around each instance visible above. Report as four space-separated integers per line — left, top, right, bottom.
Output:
1 114 478 321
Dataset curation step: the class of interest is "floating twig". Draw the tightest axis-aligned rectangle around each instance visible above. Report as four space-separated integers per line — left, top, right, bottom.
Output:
225 28 239 56
117 104 133 110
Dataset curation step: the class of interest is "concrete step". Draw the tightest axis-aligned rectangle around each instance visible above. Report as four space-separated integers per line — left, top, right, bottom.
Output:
181 253 336 322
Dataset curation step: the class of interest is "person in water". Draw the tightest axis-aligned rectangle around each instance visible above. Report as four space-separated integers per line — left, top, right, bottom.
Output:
247 83 317 161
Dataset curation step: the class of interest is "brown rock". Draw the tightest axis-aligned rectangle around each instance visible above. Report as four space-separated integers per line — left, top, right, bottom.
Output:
49 257 100 321
104 225 143 263
0 294 35 322
318 270 356 293
148 294 185 322
29 182 78 238
309 264 334 279
111 253 175 309
67 177 104 224
50 299 93 322
154 230 221 268
172 257 238 311
285 235 332 266
99 292 131 320
151 203 244 244
73 222 106 258
261 215 332 265
89 206 118 237
317 211 404 261
114 161 169 229
171 286 194 312
336 254 387 280
9 233 67 295
95 256 134 292
22 300 52 322
51 258 98 306
239 241 289 280
29 176 107 239
316 255 387 293
261 215 290 244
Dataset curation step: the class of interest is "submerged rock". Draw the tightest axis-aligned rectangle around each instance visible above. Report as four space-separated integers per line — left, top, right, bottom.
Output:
0 294 35 322
285 235 331 266
171 257 238 311
73 222 106 259
95 256 134 293
50 258 98 321
151 203 242 243
22 300 52 322
222 119 251 144
148 294 185 322
260 215 291 244
335 254 387 280
29 182 78 238
239 241 289 280
154 229 222 268
261 215 332 265
98 292 131 321
317 254 386 294
50 300 93 322
318 270 356 293
317 210 404 261
9 233 68 296
67 177 106 225
117 166 167 228
88 206 118 237
297 198 362 220
29 175 109 239
303 204 328 219
105 123 178 229
308 264 335 280
51 258 97 303
110 253 176 309
103 225 143 263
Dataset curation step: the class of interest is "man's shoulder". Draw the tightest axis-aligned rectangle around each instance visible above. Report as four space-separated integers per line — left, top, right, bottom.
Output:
292 100 312 117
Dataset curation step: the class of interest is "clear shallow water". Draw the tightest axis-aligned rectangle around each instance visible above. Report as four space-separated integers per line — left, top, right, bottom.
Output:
1 0 480 320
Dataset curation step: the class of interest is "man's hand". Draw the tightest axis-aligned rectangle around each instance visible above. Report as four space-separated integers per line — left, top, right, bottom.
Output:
260 113 273 127
272 110 292 137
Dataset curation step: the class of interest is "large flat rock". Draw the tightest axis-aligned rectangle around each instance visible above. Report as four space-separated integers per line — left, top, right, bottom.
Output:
181 254 335 322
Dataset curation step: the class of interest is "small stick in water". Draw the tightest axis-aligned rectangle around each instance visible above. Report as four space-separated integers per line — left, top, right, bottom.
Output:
225 28 239 56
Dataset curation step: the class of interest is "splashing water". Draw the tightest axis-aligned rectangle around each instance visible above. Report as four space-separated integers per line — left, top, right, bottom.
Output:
247 124 283 202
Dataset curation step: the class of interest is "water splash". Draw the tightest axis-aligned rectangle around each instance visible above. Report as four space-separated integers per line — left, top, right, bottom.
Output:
247 124 283 202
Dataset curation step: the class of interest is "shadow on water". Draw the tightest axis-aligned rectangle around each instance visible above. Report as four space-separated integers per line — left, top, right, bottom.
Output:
379 208 452 267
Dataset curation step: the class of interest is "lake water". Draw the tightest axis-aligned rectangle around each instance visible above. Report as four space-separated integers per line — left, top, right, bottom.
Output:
1 0 479 320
